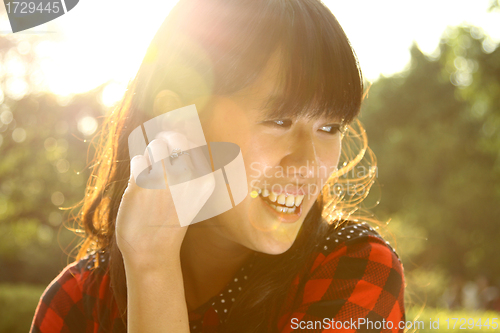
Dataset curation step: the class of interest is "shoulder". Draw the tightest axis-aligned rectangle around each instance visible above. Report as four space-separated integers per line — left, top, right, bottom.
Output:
30 250 113 332
311 220 403 276
40 249 110 304
51 250 111 299
278 220 406 332
307 220 405 296
300 220 405 319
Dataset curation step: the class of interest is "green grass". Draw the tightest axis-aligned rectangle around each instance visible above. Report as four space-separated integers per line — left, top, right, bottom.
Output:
0 283 45 333
406 307 499 332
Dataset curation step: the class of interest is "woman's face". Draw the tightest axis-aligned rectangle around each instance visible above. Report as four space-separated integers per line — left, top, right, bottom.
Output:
197 56 343 255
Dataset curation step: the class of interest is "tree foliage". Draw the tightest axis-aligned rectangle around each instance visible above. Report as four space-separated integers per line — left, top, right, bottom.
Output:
361 25 500 302
0 33 108 284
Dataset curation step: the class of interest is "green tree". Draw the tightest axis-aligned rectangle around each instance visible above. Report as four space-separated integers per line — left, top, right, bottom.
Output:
360 25 500 306
0 32 109 284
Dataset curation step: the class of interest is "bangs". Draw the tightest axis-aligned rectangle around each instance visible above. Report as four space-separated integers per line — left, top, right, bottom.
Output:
143 0 363 123
258 1 364 124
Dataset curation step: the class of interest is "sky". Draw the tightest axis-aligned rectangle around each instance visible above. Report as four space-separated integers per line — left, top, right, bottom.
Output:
1 0 499 106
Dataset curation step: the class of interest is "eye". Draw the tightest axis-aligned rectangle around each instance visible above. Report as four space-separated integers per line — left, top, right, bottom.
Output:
319 124 343 135
262 119 293 129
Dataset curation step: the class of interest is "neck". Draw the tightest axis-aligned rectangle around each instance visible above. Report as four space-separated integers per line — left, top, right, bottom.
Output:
180 222 253 311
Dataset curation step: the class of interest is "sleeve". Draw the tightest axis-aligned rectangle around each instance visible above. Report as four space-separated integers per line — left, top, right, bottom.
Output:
279 236 405 333
30 260 91 333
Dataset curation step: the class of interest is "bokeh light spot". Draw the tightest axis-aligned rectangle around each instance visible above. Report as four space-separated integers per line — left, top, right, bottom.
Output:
51 191 65 206
56 159 70 173
5 77 29 100
0 109 13 125
101 81 127 107
44 137 57 151
12 128 27 143
77 116 98 136
48 211 63 226
37 224 54 244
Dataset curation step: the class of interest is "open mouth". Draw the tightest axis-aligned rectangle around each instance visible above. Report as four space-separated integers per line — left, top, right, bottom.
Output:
258 189 304 214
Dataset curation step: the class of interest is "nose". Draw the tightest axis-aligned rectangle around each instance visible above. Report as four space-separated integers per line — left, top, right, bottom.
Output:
280 129 317 179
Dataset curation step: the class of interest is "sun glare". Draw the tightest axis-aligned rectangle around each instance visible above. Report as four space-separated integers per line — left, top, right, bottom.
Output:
1 0 498 98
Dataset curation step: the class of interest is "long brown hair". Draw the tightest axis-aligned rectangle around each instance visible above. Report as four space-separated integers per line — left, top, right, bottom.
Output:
67 0 378 331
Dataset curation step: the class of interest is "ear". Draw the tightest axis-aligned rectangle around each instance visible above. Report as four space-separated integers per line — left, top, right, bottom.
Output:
153 90 184 116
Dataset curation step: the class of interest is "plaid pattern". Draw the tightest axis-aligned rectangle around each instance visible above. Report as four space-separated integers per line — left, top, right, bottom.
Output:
278 221 405 332
30 251 125 333
30 221 405 333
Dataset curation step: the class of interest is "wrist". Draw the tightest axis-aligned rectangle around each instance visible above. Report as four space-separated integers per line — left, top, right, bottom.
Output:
122 252 182 276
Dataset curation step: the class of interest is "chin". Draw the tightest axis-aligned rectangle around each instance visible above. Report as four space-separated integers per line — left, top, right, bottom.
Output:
247 219 305 255
214 194 309 254
258 242 294 255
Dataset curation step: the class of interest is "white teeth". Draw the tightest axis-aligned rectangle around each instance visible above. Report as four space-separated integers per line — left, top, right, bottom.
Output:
270 204 283 212
277 194 286 205
259 189 304 208
295 195 304 206
270 204 296 214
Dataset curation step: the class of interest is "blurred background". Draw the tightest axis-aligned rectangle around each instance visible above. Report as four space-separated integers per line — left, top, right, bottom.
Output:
0 0 499 332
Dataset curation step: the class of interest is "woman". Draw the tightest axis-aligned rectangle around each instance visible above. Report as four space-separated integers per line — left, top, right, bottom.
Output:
31 0 405 332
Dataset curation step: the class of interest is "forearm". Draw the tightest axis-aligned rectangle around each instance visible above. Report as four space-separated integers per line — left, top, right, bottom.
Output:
124 259 190 333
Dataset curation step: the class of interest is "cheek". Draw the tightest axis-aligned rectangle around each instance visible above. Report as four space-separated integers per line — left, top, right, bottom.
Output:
242 137 285 185
313 140 342 190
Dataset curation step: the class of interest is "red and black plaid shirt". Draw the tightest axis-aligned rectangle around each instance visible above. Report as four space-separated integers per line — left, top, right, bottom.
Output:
30 220 405 332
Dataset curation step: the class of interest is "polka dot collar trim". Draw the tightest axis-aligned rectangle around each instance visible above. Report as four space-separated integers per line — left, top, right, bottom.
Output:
317 220 401 262
189 252 258 332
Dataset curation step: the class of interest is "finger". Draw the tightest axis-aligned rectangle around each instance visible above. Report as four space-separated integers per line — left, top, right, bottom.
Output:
145 138 171 164
156 131 194 168
130 147 168 189
156 131 213 182
124 155 144 197
130 154 149 183
156 132 196 180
